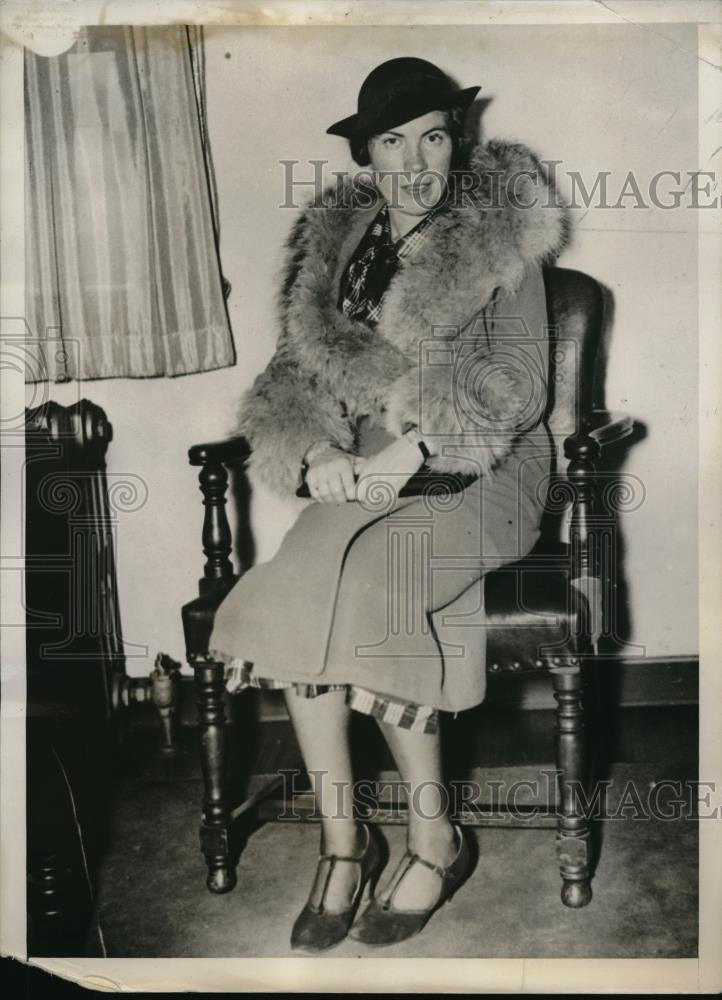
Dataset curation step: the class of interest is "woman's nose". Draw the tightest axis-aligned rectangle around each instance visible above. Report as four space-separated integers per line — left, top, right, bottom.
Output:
404 142 427 174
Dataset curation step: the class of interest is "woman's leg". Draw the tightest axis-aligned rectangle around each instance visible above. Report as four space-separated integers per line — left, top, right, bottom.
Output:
284 687 364 911
376 721 458 909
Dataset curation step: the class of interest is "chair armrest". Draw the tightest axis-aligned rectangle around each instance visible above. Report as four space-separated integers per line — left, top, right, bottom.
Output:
187 436 251 595
188 435 251 467
586 409 634 447
564 410 633 459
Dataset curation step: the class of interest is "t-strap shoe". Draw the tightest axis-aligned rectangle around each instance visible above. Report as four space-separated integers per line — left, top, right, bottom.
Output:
290 824 385 953
349 825 473 946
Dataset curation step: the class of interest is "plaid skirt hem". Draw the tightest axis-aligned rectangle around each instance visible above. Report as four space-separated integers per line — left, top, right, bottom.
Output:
210 652 440 735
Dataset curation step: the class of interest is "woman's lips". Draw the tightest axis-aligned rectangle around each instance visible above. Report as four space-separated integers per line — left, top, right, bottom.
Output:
405 180 432 195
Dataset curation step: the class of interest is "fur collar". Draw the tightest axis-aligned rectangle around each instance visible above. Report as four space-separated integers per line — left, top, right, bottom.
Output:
280 138 568 376
236 139 568 497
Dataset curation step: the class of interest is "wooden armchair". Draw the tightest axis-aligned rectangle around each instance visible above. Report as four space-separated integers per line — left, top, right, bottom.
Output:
182 266 634 907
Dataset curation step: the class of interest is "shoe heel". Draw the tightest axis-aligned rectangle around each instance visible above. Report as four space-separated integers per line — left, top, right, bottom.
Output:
444 828 475 906
363 862 384 902
445 882 464 906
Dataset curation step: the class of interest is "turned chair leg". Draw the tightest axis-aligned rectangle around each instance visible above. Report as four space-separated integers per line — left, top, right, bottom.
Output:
550 661 593 907
193 657 236 894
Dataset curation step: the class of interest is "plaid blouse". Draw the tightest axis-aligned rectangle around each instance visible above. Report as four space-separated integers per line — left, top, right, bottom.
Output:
339 204 441 326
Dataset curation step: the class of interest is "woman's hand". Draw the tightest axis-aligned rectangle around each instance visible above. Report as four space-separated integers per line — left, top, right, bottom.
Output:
353 435 426 506
305 445 357 503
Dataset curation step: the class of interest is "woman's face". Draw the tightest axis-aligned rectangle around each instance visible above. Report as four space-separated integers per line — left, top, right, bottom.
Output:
367 110 452 219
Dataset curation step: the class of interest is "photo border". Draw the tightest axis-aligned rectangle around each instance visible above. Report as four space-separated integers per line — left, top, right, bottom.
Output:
1 1 720 993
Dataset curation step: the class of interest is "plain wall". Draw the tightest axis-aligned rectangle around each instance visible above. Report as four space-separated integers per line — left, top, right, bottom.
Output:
39 22 699 673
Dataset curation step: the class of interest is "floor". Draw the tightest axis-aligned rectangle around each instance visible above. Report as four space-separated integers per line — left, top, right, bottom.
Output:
88 703 698 959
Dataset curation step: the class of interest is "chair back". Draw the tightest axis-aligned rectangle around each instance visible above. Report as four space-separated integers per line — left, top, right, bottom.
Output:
542 266 604 464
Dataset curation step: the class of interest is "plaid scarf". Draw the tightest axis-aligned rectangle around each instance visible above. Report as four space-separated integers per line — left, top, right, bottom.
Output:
339 205 440 327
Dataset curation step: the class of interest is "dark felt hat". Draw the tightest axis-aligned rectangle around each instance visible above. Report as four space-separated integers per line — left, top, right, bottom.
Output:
326 57 480 140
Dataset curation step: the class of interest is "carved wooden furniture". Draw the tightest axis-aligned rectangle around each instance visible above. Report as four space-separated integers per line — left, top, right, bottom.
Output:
25 399 124 955
24 400 183 955
182 266 634 907
25 401 119 709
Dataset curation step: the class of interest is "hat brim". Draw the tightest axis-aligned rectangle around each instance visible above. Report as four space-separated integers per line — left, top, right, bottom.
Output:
326 85 481 139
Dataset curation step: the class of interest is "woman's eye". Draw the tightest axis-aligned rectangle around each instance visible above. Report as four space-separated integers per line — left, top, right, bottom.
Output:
382 136 400 147
426 132 445 144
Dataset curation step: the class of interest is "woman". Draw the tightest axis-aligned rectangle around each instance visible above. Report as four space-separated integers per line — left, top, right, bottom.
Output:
210 57 567 952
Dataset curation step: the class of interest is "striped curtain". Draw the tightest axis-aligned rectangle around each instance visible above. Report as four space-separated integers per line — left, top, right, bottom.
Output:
25 26 235 381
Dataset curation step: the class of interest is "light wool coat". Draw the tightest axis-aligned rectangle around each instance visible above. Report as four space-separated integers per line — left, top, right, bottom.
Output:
211 139 568 711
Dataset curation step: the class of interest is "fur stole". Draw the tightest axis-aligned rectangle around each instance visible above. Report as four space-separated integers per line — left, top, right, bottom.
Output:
237 139 568 497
